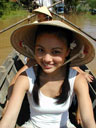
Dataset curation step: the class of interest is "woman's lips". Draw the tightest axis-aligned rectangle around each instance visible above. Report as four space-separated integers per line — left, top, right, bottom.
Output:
43 63 54 69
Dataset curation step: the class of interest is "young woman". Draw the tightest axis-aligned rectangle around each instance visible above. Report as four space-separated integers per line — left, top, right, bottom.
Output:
0 20 95 128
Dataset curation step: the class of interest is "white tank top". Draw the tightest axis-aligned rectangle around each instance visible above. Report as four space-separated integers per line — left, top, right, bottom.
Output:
26 67 77 128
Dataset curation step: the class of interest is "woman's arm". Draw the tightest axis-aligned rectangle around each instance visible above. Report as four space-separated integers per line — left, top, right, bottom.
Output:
2 65 29 117
74 73 96 128
2 59 36 116
0 72 29 128
9 58 36 88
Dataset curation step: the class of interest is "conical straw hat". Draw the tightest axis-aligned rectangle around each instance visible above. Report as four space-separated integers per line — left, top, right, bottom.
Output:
33 6 52 18
10 20 95 67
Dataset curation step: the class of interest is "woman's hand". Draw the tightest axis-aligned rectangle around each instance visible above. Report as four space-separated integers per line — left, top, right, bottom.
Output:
76 106 82 126
72 67 93 82
82 72 93 83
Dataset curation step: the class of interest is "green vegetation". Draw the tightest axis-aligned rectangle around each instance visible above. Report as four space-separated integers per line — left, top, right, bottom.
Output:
1 9 28 20
0 0 28 19
0 1 18 17
63 0 96 13
86 0 96 9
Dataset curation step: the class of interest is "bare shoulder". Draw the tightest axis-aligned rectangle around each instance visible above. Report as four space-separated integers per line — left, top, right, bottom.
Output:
9 65 29 87
15 71 29 92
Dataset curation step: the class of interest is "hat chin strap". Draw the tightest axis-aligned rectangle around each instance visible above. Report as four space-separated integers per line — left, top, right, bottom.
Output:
63 45 85 66
22 43 35 58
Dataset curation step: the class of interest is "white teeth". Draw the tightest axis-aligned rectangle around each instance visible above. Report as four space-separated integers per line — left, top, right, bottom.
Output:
43 62 53 67
44 64 49 66
44 63 50 66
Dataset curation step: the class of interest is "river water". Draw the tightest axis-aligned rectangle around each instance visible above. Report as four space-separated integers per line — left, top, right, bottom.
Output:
0 13 96 75
0 17 29 66
65 13 96 40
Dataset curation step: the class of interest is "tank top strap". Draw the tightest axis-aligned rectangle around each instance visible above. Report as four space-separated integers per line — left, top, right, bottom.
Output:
68 68 77 92
26 67 36 93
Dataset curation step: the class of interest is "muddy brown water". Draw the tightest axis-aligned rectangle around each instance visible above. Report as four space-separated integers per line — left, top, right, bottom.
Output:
0 13 96 76
0 16 35 66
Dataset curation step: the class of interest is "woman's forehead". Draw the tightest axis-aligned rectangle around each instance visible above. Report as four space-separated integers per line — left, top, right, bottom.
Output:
37 32 67 40
36 33 67 47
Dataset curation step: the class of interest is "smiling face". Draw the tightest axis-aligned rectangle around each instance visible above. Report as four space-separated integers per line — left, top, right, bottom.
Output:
35 33 69 74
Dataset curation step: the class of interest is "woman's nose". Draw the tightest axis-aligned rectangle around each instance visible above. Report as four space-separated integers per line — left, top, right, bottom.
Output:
43 53 52 63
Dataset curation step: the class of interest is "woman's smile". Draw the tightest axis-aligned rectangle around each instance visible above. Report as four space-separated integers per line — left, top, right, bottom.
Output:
42 62 54 69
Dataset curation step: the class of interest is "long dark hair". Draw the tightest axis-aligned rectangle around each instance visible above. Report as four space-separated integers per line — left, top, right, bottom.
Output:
32 25 73 105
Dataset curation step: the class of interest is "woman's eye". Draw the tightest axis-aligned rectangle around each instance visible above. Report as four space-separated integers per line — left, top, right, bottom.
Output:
36 48 44 53
52 50 61 55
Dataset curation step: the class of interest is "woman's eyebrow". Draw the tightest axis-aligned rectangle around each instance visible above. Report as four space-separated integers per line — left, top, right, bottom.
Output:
35 44 44 48
35 45 64 50
52 47 63 50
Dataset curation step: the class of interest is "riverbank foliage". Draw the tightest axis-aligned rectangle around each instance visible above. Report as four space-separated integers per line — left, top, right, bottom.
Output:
1 9 28 20
64 0 96 13
0 0 28 19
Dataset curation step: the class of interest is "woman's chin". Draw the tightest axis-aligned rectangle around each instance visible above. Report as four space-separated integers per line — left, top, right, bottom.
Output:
42 67 58 74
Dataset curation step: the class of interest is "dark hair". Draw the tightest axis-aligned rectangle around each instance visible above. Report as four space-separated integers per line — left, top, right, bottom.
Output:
32 25 73 105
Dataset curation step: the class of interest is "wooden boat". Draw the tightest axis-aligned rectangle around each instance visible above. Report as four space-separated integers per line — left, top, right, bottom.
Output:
55 3 64 14
90 9 96 15
0 2 96 127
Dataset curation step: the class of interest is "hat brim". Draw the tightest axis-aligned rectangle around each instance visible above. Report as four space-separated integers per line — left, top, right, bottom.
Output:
11 20 95 67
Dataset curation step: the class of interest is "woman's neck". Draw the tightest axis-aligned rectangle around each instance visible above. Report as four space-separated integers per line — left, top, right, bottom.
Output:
41 66 66 81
